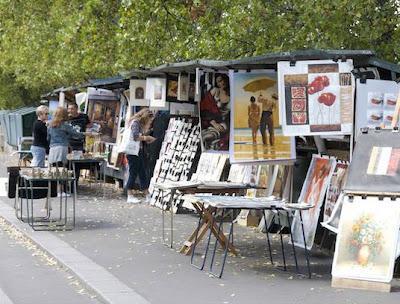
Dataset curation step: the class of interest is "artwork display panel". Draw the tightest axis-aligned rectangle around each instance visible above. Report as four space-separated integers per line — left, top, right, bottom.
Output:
332 196 400 283
199 72 230 152
229 70 296 163
355 79 399 139
87 98 120 143
146 78 167 107
323 162 349 221
291 155 336 249
130 79 149 106
277 60 355 136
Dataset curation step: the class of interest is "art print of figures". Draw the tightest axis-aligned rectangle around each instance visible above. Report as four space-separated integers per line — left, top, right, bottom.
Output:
229 70 295 163
87 99 120 143
146 77 167 107
291 155 336 249
130 79 149 106
332 196 400 283
323 162 349 221
278 60 354 136
199 72 230 152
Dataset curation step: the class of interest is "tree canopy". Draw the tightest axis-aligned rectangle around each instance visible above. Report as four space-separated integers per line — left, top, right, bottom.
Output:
0 0 399 108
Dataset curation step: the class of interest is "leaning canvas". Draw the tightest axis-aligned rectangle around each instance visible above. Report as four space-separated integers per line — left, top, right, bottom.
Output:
291 155 336 249
332 196 400 283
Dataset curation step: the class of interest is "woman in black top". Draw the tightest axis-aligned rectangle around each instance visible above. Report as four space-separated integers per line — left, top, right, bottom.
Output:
31 105 49 167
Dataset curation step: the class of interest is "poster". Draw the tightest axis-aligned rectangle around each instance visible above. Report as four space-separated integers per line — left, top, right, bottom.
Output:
332 196 400 283
48 100 59 121
229 70 296 163
130 79 149 106
199 72 230 152
146 77 167 107
87 98 120 143
277 60 354 136
178 73 189 102
291 155 336 249
355 79 399 139
323 162 349 221
166 75 178 102
344 131 400 195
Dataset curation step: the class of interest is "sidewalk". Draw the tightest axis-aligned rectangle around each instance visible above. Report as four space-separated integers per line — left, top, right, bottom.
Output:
0 154 399 303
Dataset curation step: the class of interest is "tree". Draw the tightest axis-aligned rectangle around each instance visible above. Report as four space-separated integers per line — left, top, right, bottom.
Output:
0 0 399 109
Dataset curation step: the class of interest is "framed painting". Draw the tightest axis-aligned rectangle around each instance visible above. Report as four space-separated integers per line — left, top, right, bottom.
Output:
199 72 230 152
291 155 336 249
178 73 189 102
277 59 355 136
146 77 167 108
229 69 296 163
130 79 149 106
332 196 400 283
166 75 178 102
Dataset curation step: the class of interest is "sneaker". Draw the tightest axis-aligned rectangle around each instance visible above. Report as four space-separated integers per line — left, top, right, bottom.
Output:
127 195 141 204
57 192 71 198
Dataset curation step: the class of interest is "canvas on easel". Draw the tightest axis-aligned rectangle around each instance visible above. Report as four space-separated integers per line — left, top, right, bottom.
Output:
332 196 400 284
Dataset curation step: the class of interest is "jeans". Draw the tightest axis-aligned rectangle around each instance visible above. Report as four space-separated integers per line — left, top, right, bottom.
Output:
30 146 46 167
126 151 148 190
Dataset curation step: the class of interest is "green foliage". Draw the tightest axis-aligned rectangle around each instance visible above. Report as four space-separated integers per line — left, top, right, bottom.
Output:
0 0 399 109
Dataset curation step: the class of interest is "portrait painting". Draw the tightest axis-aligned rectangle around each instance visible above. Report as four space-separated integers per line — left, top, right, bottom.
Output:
146 77 167 107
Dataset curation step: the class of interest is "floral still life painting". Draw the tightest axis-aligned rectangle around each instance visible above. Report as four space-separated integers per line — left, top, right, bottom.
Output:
332 196 400 282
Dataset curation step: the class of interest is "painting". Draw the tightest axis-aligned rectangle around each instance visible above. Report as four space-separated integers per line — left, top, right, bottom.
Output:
229 69 296 163
332 196 400 283
146 77 167 107
48 99 59 121
323 162 349 221
166 75 178 102
321 192 344 234
130 79 149 106
277 60 354 136
355 79 399 140
199 72 230 152
87 98 120 143
291 155 336 249
344 131 400 195
178 73 189 102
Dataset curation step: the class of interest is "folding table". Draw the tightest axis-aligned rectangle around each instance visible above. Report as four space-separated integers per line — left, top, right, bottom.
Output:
187 195 312 278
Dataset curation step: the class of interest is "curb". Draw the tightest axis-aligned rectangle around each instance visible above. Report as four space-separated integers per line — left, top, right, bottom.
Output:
0 199 150 304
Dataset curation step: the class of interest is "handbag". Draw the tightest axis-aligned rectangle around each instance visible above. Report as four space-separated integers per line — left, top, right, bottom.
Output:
118 122 140 156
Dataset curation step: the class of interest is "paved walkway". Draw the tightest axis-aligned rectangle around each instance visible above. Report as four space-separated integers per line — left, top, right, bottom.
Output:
1 152 400 304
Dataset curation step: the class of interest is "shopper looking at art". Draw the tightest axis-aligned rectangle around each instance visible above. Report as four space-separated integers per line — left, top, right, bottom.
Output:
31 105 49 167
200 73 230 151
258 93 277 146
67 102 91 151
126 108 156 204
47 107 84 166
